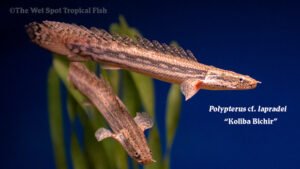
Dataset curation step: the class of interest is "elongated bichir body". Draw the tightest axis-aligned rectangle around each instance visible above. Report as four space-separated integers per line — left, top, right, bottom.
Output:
26 21 260 100
68 63 154 164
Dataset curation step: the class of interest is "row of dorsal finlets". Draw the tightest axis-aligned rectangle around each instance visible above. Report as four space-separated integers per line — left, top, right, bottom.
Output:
42 21 198 62
66 22 198 62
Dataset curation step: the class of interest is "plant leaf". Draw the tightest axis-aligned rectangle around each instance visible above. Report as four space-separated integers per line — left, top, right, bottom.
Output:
100 69 120 95
130 72 155 117
109 15 141 37
166 84 182 150
85 61 98 73
77 105 113 169
70 133 89 169
109 70 120 94
122 71 142 116
67 92 91 169
164 84 182 169
48 67 68 169
67 93 76 124
53 55 87 107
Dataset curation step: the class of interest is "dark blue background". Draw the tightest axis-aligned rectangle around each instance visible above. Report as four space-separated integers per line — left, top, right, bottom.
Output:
1 0 300 169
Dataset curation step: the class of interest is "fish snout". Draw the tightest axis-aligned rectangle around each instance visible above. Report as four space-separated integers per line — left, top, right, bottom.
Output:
250 79 261 89
245 75 261 89
141 158 156 165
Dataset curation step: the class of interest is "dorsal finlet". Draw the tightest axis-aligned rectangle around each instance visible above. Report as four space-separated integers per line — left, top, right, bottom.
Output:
45 22 198 62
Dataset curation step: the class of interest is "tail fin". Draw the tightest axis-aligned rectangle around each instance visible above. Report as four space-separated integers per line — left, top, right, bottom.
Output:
25 22 46 43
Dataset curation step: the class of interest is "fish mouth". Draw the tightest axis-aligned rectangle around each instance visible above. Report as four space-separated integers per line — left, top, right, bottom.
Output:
246 79 261 89
141 158 156 165
242 74 261 89
253 78 261 85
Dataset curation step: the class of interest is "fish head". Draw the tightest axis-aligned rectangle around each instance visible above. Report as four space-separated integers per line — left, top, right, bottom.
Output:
202 68 260 90
120 130 155 165
125 139 155 165
130 148 156 165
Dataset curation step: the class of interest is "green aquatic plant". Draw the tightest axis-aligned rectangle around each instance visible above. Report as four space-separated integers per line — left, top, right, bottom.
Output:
47 15 182 169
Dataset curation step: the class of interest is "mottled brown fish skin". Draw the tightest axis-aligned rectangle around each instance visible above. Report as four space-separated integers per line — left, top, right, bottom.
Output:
26 21 259 93
68 63 153 164
25 21 203 82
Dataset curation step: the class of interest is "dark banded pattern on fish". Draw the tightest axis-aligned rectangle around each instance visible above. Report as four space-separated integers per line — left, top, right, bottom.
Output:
68 62 155 164
26 21 260 100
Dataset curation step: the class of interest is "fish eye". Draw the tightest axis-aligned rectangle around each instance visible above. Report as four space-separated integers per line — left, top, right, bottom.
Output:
134 152 141 159
239 78 244 82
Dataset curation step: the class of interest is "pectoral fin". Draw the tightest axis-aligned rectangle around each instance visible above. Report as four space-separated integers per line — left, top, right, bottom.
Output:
95 128 129 146
95 128 113 141
180 78 202 101
134 112 154 131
